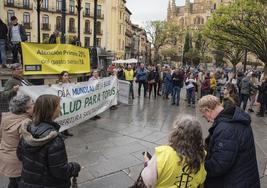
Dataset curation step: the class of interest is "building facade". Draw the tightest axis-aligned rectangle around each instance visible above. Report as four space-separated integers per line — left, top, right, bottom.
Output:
167 0 233 30
1 0 105 47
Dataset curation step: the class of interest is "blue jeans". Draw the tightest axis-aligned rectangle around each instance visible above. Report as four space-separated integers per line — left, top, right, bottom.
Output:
0 39 6 65
187 87 195 105
172 86 181 105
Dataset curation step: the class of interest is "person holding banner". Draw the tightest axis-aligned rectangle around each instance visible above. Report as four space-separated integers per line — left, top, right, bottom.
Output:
3 63 31 101
17 94 81 188
57 71 74 137
89 70 101 120
124 65 135 100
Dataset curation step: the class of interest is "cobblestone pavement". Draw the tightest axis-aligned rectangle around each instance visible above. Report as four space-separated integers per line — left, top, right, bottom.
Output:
1 89 267 188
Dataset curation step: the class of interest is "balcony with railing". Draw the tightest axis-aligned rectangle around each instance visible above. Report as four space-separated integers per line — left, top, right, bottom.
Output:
42 23 51 31
97 13 104 19
23 22 32 29
84 28 92 35
83 11 92 18
55 24 62 31
4 0 33 10
68 27 76 33
96 30 103 35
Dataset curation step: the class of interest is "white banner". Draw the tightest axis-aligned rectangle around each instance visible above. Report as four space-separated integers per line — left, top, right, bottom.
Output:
118 80 132 105
19 76 118 131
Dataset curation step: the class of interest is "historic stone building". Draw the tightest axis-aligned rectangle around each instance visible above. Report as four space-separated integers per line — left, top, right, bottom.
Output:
167 0 233 30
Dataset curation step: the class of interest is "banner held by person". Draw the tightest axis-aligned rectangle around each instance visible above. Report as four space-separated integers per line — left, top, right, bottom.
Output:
21 42 90 75
19 76 118 131
118 80 132 105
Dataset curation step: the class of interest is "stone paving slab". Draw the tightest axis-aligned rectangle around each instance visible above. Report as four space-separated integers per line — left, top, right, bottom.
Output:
1 87 267 188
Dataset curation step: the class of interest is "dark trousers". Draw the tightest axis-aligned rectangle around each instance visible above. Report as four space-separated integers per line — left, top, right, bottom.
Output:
8 177 20 188
240 94 250 110
129 80 134 99
172 86 181 105
138 80 147 97
157 81 162 95
148 83 157 99
187 87 195 105
11 43 23 64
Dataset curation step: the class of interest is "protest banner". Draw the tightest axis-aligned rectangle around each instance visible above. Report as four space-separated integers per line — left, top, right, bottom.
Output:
19 76 118 131
118 80 132 105
21 42 90 75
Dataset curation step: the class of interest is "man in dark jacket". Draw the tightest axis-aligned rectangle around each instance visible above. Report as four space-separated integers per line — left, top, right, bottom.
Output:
49 30 60 44
171 68 184 106
9 16 27 64
0 18 8 68
3 63 31 101
198 95 260 188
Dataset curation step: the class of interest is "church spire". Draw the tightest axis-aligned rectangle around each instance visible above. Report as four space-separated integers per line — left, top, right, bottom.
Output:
167 0 176 21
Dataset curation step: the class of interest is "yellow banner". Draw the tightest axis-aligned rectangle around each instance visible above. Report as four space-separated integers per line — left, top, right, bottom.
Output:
21 42 90 75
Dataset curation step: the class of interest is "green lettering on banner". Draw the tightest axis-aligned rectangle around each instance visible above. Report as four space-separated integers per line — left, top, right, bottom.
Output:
62 100 82 115
62 102 69 115
84 94 101 108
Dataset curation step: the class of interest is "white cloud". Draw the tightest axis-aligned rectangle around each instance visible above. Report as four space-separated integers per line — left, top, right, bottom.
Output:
126 0 186 26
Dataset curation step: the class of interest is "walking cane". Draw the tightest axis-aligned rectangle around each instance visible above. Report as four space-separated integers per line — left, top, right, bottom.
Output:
72 177 78 188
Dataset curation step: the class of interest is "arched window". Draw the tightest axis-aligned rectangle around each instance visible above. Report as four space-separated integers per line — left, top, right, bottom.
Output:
69 18 75 32
96 21 101 34
85 20 90 33
7 10 15 23
42 15 49 30
23 12 30 23
56 16 62 30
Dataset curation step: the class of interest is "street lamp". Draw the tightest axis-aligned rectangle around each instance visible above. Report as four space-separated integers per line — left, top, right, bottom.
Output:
76 0 82 42
34 0 43 43
93 0 98 48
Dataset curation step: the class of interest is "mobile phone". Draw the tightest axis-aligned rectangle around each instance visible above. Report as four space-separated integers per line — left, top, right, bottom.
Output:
142 151 152 160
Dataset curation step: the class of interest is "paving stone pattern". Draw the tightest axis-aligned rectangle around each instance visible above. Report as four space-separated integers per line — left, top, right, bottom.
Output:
0 88 267 188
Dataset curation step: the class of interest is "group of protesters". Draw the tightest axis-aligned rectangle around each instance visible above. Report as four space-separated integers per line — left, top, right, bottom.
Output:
108 62 267 117
0 60 118 187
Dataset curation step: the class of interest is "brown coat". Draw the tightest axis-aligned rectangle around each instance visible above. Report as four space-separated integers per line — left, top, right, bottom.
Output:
0 112 31 177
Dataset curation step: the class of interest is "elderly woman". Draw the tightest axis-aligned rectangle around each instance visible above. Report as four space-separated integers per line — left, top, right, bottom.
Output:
140 115 206 188
0 95 33 188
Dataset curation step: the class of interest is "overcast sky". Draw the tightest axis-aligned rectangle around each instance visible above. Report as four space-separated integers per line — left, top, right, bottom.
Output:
126 0 186 26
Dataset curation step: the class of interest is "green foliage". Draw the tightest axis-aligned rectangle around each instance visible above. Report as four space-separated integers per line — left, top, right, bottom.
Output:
184 49 200 66
204 0 267 73
160 47 177 59
145 21 180 63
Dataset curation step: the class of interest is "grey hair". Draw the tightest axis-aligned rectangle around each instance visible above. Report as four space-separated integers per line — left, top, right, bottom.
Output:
9 95 31 114
169 114 205 173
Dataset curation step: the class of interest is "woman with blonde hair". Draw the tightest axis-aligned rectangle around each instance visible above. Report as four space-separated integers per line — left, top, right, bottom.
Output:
140 115 206 188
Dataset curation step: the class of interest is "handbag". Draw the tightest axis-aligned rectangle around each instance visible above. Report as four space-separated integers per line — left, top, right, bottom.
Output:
129 174 147 188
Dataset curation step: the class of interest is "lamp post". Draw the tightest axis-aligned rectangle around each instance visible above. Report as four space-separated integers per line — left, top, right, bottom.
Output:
35 0 43 43
93 0 98 47
61 0 66 43
76 0 82 42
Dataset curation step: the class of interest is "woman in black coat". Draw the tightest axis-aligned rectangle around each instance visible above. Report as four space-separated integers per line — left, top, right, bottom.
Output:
17 94 81 188
256 76 267 117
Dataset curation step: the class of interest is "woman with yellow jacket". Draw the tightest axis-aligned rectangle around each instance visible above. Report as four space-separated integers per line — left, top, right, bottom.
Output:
210 73 217 95
141 115 206 188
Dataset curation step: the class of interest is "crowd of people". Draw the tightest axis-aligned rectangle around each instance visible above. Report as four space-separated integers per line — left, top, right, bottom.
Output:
108 62 267 117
